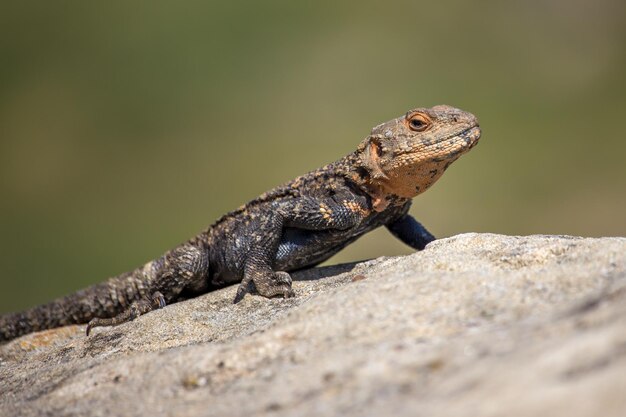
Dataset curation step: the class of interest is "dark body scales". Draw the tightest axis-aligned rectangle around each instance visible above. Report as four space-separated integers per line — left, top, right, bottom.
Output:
0 105 481 341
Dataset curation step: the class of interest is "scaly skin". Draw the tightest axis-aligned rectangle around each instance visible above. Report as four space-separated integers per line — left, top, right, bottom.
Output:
0 105 481 341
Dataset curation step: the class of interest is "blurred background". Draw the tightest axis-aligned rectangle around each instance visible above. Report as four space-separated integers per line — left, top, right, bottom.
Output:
1 0 625 313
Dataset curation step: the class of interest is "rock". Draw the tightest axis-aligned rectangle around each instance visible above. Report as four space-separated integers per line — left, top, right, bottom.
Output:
1 233 625 417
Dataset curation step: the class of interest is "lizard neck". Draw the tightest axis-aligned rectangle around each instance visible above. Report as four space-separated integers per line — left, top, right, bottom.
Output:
334 151 409 213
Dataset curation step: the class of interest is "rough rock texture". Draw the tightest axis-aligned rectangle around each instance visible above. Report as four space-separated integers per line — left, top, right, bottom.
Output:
1 233 625 417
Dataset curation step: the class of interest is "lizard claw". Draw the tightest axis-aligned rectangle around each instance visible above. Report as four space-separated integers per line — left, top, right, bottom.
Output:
152 291 166 309
233 277 253 304
233 285 247 304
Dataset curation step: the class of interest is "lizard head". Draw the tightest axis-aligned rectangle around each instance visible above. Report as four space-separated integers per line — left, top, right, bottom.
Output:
356 105 481 211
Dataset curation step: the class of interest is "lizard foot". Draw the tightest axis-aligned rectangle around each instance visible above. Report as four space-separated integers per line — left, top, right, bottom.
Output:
255 271 295 299
233 271 295 304
86 291 166 336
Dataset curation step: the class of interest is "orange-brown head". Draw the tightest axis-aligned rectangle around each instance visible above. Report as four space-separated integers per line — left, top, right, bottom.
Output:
356 105 481 211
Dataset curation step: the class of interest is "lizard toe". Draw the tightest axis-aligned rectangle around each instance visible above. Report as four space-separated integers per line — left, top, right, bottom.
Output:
152 291 166 309
253 271 295 299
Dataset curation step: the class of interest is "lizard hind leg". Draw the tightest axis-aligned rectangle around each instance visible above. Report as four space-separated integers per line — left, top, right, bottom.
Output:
85 243 208 336
86 291 165 336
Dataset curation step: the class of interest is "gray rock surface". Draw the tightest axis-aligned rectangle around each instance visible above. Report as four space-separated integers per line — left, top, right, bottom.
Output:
1 233 625 417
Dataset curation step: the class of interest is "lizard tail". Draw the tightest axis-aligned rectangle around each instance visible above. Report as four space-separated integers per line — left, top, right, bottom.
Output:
0 270 147 343
1 239 209 342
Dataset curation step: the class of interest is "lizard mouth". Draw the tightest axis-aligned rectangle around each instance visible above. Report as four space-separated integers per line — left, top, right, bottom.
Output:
458 124 481 148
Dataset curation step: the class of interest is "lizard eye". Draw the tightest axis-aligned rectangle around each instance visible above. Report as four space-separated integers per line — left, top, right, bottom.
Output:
407 113 431 132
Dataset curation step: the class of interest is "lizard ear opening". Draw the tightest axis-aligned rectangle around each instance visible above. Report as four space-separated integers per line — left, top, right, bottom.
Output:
372 140 383 158
363 140 387 181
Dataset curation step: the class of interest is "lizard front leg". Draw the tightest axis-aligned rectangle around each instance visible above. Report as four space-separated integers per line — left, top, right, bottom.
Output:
233 196 369 303
386 214 435 250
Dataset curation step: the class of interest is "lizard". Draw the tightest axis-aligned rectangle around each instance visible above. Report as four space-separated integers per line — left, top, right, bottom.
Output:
0 105 481 342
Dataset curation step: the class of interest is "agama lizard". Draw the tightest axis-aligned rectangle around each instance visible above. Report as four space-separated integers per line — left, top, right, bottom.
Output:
0 105 480 341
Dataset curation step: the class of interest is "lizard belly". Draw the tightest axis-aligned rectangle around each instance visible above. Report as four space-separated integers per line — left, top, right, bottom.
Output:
275 228 362 271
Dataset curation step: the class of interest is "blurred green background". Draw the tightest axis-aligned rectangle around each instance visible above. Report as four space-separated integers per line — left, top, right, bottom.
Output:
1 0 625 313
